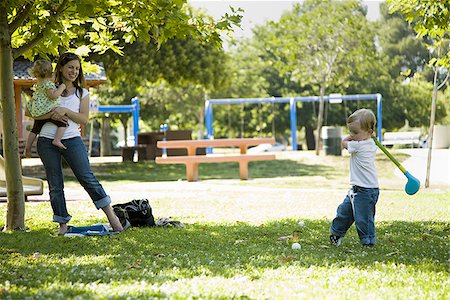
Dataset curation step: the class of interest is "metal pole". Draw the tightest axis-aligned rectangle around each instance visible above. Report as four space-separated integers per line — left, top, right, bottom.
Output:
204 100 213 154
290 97 297 151
131 97 140 145
376 94 382 143
160 123 168 157
205 100 213 139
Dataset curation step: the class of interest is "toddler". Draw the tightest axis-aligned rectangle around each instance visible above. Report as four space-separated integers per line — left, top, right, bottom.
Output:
25 59 67 157
330 108 380 247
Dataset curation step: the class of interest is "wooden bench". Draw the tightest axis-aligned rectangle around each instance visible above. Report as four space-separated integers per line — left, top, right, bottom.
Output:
155 138 276 181
381 131 421 148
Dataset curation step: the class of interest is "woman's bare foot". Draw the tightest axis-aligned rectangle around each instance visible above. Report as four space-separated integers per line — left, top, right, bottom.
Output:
102 205 125 232
110 217 125 232
57 223 68 236
109 214 125 232
52 140 67 149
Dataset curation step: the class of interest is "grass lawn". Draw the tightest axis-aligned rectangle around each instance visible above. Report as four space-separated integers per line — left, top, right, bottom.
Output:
1 150 449 299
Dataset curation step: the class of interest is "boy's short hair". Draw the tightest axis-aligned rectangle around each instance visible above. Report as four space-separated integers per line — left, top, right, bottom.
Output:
29 59 53 79
347 109 376 131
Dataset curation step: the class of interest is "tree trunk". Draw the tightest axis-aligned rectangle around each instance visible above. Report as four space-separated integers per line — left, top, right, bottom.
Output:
120 115 129 146
305 126 316 150
198 90 206 139
425 65 439 188
315 84 326 155
0 9 26 231
100 116 111 156
198 107 204 140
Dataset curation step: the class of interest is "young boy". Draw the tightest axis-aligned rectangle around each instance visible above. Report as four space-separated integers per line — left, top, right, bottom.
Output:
330 108 380 247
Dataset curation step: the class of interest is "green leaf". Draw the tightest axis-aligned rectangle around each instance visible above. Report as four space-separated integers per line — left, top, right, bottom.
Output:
75 45 92 57
123 32 135 44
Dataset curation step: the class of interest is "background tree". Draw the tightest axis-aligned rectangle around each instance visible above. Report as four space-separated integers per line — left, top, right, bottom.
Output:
211 39 275 139
93 32 231 143
367 3 444 130
1 0 240 231
213 0 447 145
387 0 450 187
262 0 376 154
377 4 430 79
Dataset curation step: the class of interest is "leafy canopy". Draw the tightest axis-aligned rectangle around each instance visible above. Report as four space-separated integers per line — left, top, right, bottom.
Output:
386 0 450 67
9 0 241 60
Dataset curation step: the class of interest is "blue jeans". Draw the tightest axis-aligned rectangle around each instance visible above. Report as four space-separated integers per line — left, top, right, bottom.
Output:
330 186 380 245
37 137 111 224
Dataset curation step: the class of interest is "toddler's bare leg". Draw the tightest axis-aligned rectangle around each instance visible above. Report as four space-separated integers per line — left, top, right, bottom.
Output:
25 132 37 158
52 127 67 149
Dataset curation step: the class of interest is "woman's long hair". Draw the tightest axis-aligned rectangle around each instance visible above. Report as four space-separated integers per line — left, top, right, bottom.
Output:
54 52 86 98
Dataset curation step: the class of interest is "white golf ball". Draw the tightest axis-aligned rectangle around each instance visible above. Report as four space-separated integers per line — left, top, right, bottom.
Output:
298 220 305 226
291 242 301 250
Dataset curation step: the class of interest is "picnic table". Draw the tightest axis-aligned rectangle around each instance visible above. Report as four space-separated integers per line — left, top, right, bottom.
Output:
155 138 276 181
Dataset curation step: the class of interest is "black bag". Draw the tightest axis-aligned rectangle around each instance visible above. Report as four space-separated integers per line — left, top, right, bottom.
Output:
113 199 155 227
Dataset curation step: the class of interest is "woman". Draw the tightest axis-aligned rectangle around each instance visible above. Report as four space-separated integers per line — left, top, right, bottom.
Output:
34 52 124 235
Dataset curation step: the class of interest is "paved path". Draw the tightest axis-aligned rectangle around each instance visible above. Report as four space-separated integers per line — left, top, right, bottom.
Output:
397 149 449 187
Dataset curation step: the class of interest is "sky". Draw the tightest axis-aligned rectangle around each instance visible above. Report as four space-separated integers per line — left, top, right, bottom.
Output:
189 0 382 39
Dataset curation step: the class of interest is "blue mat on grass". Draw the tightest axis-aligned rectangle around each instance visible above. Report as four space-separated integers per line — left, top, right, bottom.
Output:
64 224 118 237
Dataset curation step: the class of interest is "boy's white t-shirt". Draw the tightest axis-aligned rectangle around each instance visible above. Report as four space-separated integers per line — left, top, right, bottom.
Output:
39 88 89 140
347 138 379 188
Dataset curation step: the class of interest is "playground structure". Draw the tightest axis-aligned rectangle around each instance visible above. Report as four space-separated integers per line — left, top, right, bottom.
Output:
88 97 140 154
0 155 43 200
205 94 383 151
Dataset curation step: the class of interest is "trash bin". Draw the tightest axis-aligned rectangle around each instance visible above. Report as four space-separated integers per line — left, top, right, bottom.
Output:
322 126 342 156
432 125 450 149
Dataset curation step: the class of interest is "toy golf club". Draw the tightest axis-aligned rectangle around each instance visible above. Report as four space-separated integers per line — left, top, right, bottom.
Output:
372 136 420 195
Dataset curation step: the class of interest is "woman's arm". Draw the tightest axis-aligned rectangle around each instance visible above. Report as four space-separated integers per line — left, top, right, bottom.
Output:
54 93 89 125
25 106 54 120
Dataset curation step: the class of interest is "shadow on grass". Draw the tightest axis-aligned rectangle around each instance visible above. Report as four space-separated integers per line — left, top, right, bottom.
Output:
0 219 448 297
22 159 336 182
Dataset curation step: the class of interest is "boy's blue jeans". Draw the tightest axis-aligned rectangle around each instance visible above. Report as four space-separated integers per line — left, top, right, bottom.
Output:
330 185 380 245
37 136 111 224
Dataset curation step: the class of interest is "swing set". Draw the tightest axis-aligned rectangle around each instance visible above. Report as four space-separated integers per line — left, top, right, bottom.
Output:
88 97 140 155
204 93 383 151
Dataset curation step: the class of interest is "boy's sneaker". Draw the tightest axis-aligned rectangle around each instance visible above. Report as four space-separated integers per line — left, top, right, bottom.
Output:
330 235 342 246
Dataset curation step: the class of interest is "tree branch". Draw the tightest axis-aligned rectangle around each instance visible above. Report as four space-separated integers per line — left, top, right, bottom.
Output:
9 2 34 33
12 0 70 59
437 70 449 90
13 32 44 59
